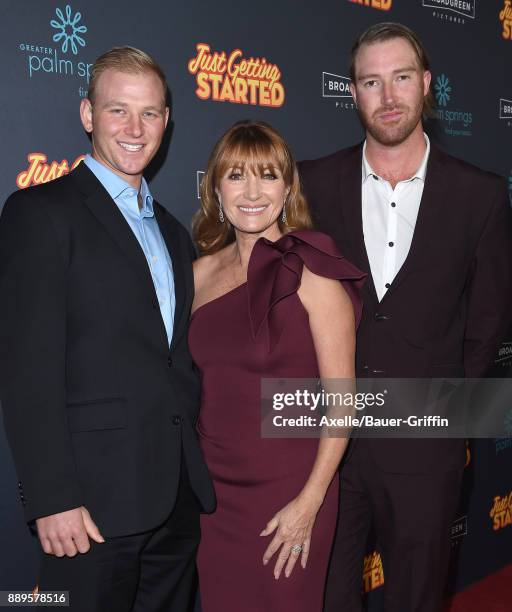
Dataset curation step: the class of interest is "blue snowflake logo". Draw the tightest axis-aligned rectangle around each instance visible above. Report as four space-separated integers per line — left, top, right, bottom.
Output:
435 74 452 107
50 5 87 55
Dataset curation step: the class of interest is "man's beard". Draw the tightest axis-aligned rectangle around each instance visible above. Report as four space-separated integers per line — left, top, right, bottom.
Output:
358 96 424 146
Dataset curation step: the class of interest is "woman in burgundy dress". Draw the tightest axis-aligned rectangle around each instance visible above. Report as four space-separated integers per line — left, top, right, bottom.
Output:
189 121 365 612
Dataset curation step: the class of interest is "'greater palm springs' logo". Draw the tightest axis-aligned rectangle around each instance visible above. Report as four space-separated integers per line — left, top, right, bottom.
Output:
50 5 87 55
434 73 473 137
434 74 451 107
494 398 512 455
17 3 92 96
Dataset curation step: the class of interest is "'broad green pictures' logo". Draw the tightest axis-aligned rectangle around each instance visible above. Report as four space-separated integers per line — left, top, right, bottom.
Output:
321 72 356 112
434 74 473 137
499 98 512 128
422 0 476 25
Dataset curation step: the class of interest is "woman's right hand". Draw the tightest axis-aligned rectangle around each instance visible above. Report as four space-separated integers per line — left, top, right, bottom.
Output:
260 490 323 579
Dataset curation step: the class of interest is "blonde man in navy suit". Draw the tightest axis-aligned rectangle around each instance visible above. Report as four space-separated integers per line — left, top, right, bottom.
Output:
0 47 214 611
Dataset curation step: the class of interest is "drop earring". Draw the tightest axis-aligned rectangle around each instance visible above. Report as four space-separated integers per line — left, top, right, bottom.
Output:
281 201 287 224
218 197 225 223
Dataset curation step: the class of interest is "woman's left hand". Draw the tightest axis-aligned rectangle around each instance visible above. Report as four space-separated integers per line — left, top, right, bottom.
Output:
260 491 323 579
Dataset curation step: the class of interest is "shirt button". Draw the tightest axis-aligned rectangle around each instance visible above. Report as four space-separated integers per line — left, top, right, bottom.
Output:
172 415 181 426
391 202 396 207
388 242 394 247
152 255 158 263
385 283 391 289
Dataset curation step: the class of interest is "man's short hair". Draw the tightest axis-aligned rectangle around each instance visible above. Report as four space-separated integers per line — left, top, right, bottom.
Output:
350 22 435 117
88 46 167 105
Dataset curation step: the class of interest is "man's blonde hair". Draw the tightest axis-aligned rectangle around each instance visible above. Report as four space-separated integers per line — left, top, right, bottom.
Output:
88 46 167 104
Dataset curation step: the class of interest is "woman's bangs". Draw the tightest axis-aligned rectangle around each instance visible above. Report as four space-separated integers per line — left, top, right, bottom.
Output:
216 137 286 179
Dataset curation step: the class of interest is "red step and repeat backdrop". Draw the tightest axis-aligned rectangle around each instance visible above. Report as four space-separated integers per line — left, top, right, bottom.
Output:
1 0 511 607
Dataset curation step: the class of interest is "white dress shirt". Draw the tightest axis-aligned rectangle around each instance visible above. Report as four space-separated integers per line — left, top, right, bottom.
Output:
362 134 430 301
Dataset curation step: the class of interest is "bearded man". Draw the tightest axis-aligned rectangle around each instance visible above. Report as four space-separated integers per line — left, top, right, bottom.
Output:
299 22 512 612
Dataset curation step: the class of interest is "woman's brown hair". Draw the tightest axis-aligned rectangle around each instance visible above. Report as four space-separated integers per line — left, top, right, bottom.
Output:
193 120 312 255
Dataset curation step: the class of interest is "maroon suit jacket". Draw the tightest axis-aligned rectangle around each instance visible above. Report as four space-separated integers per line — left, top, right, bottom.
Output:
299 143 512 472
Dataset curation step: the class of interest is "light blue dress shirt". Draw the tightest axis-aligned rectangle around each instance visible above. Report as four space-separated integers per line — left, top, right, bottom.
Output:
84 155 175 345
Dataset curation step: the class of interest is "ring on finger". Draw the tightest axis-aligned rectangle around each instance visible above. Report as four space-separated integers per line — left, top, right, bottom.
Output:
291 544 303 554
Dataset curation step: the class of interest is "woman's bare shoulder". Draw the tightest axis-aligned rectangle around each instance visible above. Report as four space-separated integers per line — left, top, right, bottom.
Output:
193 254 217 290
298 264 352 315
193 244 235 291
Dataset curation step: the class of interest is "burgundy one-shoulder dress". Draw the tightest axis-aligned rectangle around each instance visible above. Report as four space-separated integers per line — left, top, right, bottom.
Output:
189 230 365 612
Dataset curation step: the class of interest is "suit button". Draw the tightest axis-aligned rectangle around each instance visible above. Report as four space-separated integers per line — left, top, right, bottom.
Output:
172 415 181 426
167 356 172 367
362 365 369 372
18 482 22 489
374 313 390 321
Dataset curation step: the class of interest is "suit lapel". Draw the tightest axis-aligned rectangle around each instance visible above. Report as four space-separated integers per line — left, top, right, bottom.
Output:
338 145 379 305
72 164 160 308
379 144 447 305
153 204 188 351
